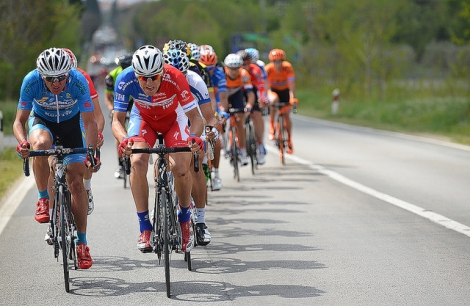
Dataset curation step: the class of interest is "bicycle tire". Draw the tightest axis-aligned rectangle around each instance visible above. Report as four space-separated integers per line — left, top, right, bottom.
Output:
59 185 70 292
231 126 240 182
277 115 286 165
162 191 171 298
52 196 60 259
246 121 257 175
65 191 77 269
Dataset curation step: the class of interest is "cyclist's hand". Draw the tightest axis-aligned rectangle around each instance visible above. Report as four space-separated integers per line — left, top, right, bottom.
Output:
290 97 299 107
16 140 30 158
188 135 204 152
245 105 253 113
97 132 104 147
205 126 219 141
85 155 101 172
119 137 133 156
219 110 230 120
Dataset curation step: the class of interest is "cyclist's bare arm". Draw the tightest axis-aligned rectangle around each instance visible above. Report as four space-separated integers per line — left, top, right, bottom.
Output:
186 107 204 138
112 111 128 142
219 91 229 112
92 96 105 134
82 111 98 150
105 91 114 114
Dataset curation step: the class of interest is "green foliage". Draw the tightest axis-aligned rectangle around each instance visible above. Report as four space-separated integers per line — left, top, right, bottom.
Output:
0 100 18 135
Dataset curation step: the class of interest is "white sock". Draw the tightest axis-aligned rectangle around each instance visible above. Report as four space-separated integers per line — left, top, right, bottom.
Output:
196 208 205 224
84 179 92 191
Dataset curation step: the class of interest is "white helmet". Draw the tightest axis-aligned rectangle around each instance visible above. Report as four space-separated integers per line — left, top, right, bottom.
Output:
188 43 200 61
36 48 71 77
132 45 164 76
224 53 243 68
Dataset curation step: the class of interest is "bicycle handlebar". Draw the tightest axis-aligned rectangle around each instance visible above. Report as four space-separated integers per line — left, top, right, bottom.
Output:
125 146 199 173
23 147 90 177
228 107 245 114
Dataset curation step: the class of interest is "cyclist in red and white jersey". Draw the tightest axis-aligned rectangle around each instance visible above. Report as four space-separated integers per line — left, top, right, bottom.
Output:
111 45 204 253
237 50 267 165
63 48 105 215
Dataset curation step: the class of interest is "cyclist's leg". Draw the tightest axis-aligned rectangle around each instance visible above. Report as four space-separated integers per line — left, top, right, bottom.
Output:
212 136 223 190
267 91 279 139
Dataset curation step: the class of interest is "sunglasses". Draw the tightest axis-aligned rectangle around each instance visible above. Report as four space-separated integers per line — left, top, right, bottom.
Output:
136 74 161 82
43 74 68 83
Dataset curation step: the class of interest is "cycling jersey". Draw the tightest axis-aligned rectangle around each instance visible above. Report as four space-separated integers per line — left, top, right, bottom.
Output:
77 67 98 100
189 59 213 91
18 69 94 123
264 61 295 91
245 63 265 101
105 66 123 94
223 67 253 97
114 64 198 147
186 70 211 106
209 66 227 103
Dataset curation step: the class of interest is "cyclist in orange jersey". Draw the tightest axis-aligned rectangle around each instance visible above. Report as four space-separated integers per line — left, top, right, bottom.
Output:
223 53 256 166
265 48 298 154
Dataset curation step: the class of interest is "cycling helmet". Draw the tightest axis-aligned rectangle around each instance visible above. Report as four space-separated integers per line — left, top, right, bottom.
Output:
268 48 286 61
163 39 191 57
188 43 200 61
62 48 78 69
245 48 259 62
163 49 190 74
236 50 252 63
199 49 218 66
36 47 71 77
132 45 164 76
224 53 243 68
199 44 214 55
115 54 133 69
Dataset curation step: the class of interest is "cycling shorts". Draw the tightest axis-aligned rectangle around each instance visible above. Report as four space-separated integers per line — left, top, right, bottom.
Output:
228 89 245 113
28 112 86 164
269 88 290 105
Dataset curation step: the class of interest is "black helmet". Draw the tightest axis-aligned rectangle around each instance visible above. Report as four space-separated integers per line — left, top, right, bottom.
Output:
236 50 252 62
115 54 133 69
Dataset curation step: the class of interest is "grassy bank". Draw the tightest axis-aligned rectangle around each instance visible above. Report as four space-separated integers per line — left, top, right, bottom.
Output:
0 147 23 201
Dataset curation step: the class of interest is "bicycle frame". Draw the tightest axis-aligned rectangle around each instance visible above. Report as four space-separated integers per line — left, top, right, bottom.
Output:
227 108 245 182
273 103 291 165
245 114 257 174
24 144 93 293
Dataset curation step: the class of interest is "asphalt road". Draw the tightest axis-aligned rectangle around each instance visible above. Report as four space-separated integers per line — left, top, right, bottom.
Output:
1 113 470 305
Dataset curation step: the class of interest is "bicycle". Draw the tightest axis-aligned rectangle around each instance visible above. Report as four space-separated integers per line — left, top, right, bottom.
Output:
244 113 257 175
227 108 245 182
23 141 95 293
125 133 197 298
272 103 297 165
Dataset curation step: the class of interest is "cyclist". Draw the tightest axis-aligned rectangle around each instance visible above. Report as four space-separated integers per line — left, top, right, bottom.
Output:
222 53 255 166
237 49 267 165
63 48 105 215
265 48 298 154
163 48 218 246
111 45 204 253
199 47 226 190
104 54 133 179
14 47 100 269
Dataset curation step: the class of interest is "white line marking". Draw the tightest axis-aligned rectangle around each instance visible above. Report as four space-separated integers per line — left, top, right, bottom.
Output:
0 176 35 235
267 146 470 238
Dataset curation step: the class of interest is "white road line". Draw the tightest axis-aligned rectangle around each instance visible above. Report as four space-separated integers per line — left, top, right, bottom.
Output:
0 176 35 235
267 147 470 238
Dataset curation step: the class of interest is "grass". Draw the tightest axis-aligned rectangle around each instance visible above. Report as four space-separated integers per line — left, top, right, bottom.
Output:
0 147 24 201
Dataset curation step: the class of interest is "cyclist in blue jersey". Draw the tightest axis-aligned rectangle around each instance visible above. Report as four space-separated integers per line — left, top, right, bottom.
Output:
13 47 101 269
199 48 227 190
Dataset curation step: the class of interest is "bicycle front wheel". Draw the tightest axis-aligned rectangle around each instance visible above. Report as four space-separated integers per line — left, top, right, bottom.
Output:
231 126 240 182
277 116 286 165
161 191 171 298
59 186 70 292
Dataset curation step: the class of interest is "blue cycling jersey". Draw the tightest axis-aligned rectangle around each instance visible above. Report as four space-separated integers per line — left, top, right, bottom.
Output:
18 69 93 122
210 66 227 103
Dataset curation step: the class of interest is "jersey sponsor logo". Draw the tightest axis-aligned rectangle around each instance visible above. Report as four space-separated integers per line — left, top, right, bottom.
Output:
181 90 190 100
173 131 180 140
37 97 49 103
141 129 147 136
115 93 125 101
66 93 71 99
84 101 92 108
118 80 132 91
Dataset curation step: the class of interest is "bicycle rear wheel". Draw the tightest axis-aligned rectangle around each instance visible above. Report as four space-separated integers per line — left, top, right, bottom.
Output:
246 122 257 175
231 126 240 182
59 186 70 292
277 116 286 165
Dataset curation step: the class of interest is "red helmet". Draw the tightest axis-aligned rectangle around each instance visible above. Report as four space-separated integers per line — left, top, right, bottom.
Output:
268 48 286 61
62 48 78 68
200 49 218 66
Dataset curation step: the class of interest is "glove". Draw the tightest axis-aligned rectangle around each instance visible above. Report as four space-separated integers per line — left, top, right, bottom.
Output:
84 155 101 171
97 132 104 147
290 97 299 105
118 137 133 156
188 134 204 150
219 111 229 120
16 140 30 157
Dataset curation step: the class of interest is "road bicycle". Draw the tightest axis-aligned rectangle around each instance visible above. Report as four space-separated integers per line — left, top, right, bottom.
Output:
244 113 257 175
125 133 197 298
272 103 297 165
227 108 246 182
23 141 95 293
202 126 215 196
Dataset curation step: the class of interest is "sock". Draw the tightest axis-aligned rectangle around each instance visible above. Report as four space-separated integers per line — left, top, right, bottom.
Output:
178 206 191 223
76 232 87 245
38 189 49 200
83 179 91 191
137 211 153 232
196 208 205 224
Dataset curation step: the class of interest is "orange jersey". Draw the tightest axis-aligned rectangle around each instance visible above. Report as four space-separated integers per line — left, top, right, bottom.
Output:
264 61 295 91
223 67 253 96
